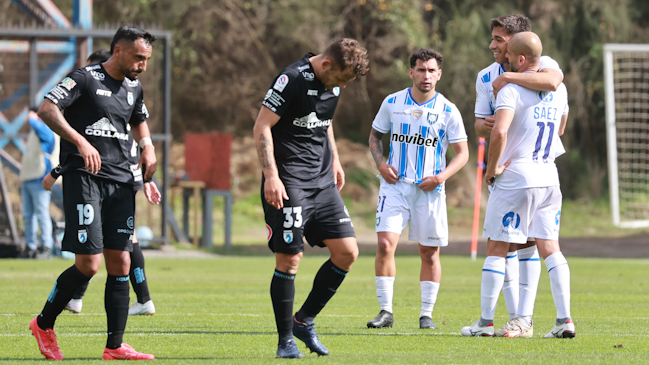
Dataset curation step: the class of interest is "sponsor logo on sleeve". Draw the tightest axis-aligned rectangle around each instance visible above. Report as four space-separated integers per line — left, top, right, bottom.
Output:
85 64 101 71
127 92 134 105
273 74 289 92
141 103 149 118
298 64 311 72
59 77 77 91
264 89 273 100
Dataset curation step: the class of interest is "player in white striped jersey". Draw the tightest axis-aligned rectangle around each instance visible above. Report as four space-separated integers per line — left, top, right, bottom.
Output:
474 15 568 330
367 49 468 330
462 32 574 339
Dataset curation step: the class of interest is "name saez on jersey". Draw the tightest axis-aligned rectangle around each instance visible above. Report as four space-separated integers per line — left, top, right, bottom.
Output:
493 84 568 189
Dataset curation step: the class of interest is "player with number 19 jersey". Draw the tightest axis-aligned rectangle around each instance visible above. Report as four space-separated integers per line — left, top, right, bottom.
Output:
372 88 467 188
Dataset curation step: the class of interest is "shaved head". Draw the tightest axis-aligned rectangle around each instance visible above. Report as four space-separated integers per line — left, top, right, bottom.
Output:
507 32 543 72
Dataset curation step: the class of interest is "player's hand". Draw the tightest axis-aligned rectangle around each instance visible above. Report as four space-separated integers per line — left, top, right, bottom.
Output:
139 145 157 181
333 160 345 191
378 163 399 184
264 176 289 210
418 175 441 192
42 173 56 191
492 73 510 97
484 115 495 132
485 160 511 186
144 181 161 205
77 138 102 174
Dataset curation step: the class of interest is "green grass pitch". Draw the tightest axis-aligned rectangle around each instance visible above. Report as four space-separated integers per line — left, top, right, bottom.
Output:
1 254 647 364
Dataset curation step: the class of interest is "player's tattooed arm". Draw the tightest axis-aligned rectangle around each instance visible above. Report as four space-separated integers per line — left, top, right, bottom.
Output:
369 128 399 184
257 134 275 169
369 128 385 168
253 106 288 209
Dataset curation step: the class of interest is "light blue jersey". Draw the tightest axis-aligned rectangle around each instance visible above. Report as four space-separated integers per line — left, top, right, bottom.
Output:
372 88 467 189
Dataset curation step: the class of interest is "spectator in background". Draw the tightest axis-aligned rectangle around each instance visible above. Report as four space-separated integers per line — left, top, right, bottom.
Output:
19 108 59 259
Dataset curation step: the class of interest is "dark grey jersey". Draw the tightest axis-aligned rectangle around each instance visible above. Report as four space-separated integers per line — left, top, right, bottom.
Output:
262 53 341 189
45 63 148 185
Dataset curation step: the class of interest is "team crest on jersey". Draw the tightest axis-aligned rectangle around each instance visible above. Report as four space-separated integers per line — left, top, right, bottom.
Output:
78 229 88 244
283 230 293 243
538 91 554 102
266 224 273 241
412 109 423 121
127 92 134 105
333 87 340 96
427 112 439 125
502 212 521 229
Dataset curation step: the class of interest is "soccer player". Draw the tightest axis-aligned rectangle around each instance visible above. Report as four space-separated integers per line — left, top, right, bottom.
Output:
366 49 469 330
461 32 574 338
474 14 566 331
42 49 157 317
253 39 369 358
30 25 157 360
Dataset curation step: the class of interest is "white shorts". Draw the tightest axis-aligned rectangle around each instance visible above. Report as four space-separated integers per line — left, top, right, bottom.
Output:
375 178 448 247
483 186 562 244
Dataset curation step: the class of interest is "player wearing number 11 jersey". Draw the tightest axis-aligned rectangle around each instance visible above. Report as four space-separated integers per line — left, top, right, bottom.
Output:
462 32 574 339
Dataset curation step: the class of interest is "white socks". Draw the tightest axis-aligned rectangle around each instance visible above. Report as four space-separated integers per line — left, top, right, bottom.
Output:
375 276 395 313
544 252 571 319
481 256 506 321
503 250 519 320
419 281 440 318
516 246 541 319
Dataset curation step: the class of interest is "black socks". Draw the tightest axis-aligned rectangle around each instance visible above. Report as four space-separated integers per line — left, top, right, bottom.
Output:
105 275 130 349
295 259 348 324
130 242 151 304
271 269 295 341
38 265 91 330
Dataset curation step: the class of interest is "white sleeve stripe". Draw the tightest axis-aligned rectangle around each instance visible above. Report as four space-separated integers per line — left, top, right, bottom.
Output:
495 105 515 111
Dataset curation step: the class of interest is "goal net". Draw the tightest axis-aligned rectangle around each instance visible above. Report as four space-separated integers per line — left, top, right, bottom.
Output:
604 44 649 228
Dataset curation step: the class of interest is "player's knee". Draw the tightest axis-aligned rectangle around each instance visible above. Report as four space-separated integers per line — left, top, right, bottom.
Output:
75 258 101 277
377 239 396 256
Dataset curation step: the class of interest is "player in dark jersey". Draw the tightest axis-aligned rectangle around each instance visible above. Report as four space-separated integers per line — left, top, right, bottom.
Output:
29 26 157 361
42 49 158 317
253 38 370 359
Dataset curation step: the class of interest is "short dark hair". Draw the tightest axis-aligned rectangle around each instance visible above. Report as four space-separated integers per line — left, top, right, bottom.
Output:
110 25 157 54
410 48 443 68
323 38 370 77
490 14 531 35
87 49 111 64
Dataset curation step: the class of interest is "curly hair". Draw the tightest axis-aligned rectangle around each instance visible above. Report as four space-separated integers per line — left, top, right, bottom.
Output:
323 38 370 77
410 48 443 68
490 14 531 35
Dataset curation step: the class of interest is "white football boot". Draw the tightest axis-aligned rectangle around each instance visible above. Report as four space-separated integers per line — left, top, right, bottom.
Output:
65 299 82 314
544 319 575 338
461 320 495 337
495 317 533 338
128 300 156 315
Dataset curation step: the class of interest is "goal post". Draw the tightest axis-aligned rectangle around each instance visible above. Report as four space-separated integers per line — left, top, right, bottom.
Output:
604 43 649 228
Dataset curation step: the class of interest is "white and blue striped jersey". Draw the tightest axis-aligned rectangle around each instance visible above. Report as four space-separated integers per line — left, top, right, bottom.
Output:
475 56 563 118
372 88 467 189
494 82 569 189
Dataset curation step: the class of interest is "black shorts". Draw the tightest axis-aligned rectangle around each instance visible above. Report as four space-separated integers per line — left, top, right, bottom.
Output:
263 183 356 254
62 171 135 255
